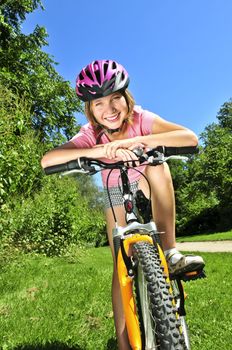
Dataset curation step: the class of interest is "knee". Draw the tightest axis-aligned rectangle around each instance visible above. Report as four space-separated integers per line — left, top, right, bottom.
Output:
145 163 172 183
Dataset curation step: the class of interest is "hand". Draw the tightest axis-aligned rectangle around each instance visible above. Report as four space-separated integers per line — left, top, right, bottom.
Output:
114 148 140 166
103 138 145 159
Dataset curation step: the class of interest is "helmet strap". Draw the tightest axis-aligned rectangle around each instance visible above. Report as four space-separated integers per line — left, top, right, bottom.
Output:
97 118 128 135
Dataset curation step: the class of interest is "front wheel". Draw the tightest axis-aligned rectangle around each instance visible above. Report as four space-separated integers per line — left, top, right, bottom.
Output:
132 241 188 350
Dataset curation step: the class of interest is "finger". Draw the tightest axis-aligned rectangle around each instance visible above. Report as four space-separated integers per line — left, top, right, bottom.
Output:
104 144 114 159
122 149 138 164
118 149 134 162
111 144 120 159
105 142 120 159
127 149 138 159
103 145 109 159
128 143 145 151
117 149 130 162
127 150 140 166
121 149 140 167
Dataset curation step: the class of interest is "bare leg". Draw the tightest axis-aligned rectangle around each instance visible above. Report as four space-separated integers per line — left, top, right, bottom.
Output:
139 163 205 275
105 206 132 350
139 163 176 250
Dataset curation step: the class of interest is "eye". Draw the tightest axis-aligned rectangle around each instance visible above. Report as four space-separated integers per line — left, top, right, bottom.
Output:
93 101 102 107
112 94 121 101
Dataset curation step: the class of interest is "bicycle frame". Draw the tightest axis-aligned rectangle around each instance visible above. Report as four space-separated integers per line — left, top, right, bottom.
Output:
111 167 170 349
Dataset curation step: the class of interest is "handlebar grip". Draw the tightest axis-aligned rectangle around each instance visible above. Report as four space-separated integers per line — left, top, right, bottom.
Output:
156 146 199 156
44 159 82 175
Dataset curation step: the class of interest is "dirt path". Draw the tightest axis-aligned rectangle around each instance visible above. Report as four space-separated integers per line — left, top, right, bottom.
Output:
176 240 232 252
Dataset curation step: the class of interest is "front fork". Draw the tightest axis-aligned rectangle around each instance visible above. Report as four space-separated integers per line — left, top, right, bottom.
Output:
116 234 170 350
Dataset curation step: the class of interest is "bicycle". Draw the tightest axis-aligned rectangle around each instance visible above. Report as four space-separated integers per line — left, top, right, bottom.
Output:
44 145 206 350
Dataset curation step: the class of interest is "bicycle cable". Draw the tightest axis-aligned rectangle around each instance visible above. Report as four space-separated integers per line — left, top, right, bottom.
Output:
106 168 117 223
105 162 152 224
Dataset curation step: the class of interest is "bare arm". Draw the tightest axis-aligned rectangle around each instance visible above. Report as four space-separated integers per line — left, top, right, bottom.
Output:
40 141 106 168
103 116 198 159
136 115 198 148
41 115 198 168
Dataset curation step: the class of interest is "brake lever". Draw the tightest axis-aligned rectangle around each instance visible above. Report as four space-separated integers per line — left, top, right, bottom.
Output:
82 164 98 175
148 154 189 166
132 147 149 164
132 147 144 157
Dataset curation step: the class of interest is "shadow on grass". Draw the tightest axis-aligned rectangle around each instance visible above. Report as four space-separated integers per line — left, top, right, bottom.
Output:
106 338 117 350
13 339 118 350
13 342 83 350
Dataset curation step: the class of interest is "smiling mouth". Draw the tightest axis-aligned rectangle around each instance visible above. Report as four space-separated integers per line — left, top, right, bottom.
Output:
105 113 120 122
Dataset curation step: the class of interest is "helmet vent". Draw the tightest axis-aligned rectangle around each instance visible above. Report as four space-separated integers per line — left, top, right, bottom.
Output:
112 61 117 69
95 70 101 85
103 63 108 76
85 69 94 81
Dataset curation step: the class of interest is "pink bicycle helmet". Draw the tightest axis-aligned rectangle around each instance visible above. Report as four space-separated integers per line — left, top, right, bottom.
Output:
76 59 130 102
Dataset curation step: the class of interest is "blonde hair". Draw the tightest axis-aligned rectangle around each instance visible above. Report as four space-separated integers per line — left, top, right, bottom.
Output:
84 89 135 128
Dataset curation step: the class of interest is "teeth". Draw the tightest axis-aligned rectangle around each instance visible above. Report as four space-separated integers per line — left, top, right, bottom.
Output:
106 114 119 121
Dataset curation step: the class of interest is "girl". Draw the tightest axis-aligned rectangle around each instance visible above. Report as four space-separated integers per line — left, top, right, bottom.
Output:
41 59 204 350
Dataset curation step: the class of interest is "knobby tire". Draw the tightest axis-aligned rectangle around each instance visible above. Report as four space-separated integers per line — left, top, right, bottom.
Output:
132 241 187 350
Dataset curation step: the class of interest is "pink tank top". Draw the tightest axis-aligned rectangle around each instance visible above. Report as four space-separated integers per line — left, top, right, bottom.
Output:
70 106 156 187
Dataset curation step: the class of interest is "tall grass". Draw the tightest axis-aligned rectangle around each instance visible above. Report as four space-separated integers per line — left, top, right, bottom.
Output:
0 247 231 349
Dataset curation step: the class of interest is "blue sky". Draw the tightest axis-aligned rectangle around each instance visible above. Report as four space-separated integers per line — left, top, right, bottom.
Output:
22 0 232 137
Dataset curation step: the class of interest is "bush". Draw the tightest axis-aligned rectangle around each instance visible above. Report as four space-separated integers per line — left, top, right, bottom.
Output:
0 84 106 256
0 85 46 204
0 176 106 256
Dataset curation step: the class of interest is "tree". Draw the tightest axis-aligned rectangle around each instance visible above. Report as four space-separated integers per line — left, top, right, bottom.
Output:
0 2 106 255
171 99 232 235
0 0 43 44
217 99 232 130
0 0 82 142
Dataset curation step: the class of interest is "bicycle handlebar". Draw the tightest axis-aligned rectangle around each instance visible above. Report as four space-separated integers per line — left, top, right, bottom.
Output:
44 159 83 175
151 146 199 156
44 146 199 176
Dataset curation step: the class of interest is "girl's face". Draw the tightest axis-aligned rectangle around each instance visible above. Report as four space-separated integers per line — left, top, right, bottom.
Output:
91 92 128 130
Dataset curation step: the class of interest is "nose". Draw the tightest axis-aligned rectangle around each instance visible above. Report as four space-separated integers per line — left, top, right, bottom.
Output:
105 101 117 114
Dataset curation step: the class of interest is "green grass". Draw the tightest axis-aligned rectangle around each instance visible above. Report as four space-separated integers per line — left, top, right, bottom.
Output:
183 252 232 350
0 247 232 350
177 229 232 242
0 247 116 350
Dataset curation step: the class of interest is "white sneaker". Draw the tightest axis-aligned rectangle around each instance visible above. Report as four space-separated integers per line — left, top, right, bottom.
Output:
167 252 205 276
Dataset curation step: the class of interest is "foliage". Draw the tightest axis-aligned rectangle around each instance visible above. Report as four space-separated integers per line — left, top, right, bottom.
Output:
0 0 43 40
1 176 106 256
171 99 232 235
0 84 46 204
0 0 82 141
75 173 105 211
217 98 232 130
0 0 105 256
